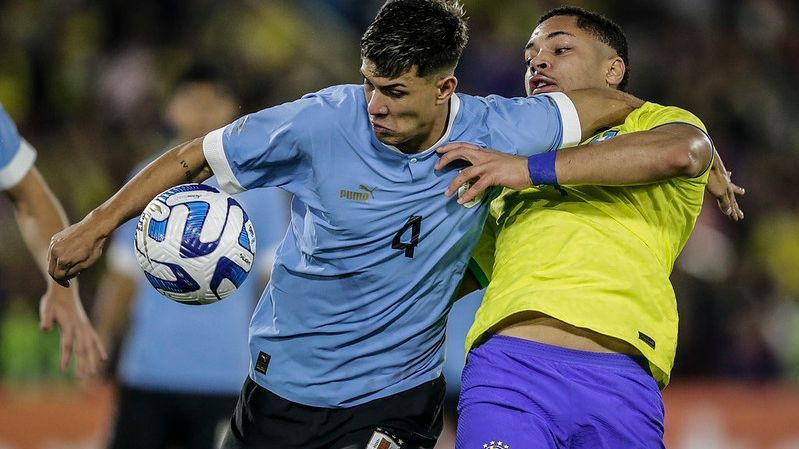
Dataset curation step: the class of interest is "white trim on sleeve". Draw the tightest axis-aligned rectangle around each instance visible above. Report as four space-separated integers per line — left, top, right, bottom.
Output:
0 139 37 190
203 127 245 194
542 92 581 148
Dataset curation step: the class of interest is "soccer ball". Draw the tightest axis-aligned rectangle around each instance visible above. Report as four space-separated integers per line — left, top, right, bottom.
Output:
135 183 256 305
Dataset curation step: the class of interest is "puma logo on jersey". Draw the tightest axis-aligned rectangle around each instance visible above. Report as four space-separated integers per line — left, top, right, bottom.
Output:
359 184 377 198
340 185 376 202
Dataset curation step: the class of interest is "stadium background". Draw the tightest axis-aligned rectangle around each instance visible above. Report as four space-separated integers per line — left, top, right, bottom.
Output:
0 0 798 447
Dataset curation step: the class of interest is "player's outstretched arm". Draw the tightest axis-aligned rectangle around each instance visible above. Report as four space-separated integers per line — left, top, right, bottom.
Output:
540 123 713 184
436 123 713 205
48 137 213 286
565 87 644 141
6 167 107 376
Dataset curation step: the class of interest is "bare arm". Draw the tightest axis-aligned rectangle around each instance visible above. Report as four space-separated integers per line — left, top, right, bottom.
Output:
48 137 212 285
564 88 644 141
6 167 107 376
8 167 70 275
436 123 713 203
93 270 137 365
552 123 713 184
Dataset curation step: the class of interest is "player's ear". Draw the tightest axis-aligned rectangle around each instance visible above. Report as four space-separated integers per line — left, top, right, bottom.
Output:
435 74 458 105
606 56 625 89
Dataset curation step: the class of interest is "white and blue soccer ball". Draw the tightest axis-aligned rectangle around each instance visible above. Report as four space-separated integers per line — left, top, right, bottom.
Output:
135 183 256 305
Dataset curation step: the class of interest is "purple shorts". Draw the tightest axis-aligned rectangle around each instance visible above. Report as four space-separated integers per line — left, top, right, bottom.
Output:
455 335 664 449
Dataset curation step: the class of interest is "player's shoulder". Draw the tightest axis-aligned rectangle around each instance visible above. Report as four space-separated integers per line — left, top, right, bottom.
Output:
630 101 706 132
241 84 362 134
454 93 556 129
300 84 364 112
264 84 364 125
457 92 551 110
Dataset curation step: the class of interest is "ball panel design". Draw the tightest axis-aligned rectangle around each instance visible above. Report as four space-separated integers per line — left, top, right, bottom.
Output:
135 183 257 305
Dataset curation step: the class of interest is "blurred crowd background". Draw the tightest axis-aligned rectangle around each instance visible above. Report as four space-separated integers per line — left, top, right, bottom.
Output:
0 0 798 447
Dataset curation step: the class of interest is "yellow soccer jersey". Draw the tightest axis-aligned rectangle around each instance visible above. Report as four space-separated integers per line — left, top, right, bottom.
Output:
467 102 711 388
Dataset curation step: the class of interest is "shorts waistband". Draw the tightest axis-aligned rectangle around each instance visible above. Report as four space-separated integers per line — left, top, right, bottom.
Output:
481 334 651 374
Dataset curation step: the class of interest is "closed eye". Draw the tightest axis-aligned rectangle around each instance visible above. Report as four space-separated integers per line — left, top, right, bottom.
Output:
385 90 406 99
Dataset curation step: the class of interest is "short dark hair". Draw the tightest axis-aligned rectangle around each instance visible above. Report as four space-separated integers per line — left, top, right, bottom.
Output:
538 7 630 91
361 0 468 79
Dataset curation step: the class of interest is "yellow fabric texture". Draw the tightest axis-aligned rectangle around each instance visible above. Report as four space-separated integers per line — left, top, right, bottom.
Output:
467 102 710 388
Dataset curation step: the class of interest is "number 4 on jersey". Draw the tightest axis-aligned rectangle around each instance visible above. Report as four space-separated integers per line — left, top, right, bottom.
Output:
392 215 422 258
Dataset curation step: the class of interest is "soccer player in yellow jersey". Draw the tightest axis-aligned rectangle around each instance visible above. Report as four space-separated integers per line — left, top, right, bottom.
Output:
435 7 743 449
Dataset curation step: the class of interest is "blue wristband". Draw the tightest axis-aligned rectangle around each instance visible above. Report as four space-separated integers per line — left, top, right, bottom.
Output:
527 151 558 186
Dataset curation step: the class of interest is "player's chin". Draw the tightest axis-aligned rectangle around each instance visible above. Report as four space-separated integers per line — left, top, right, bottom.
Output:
375 133 401 145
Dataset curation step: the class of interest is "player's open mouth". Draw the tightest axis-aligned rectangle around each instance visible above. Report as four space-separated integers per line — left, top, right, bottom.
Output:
530 76 558 95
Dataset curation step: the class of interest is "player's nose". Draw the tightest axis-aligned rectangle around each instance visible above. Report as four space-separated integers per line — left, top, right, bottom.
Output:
533 58 550 71
366 92 389 116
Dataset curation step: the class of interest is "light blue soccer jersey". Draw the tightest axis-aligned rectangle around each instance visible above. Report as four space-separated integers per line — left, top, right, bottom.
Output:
202 84 580 407
0 103 36 191
107 171 289 394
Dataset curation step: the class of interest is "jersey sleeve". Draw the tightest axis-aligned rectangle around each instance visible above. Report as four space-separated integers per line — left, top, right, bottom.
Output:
481 92 582 157
0 105 37 190
468 217 498 289
203 95 327 195
639 103 707 132
639 104 713 177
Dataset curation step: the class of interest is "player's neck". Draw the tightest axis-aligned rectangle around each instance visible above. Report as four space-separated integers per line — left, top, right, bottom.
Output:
397 101 451 154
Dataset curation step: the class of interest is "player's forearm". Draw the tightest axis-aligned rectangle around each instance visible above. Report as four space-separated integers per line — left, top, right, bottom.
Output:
7 168 71 278
553 125 713 185
88 138 213 238
565 88 644 141
93 272 136 349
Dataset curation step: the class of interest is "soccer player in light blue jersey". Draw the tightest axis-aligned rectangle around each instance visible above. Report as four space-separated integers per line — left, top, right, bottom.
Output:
93 65 290 449
0 102 106 378
48 1 644 447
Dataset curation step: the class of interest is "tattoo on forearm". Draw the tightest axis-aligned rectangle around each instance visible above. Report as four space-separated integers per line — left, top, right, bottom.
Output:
180 159 192 182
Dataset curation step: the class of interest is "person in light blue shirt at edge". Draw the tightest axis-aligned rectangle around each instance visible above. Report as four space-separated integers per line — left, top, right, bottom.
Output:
92 65 289 449
48 1 644 448
0 102 106 378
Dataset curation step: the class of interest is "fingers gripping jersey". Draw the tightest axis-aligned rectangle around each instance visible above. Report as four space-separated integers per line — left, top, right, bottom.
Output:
202 85 580 407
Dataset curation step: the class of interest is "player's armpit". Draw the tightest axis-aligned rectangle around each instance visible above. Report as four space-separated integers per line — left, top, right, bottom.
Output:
455 271 482 300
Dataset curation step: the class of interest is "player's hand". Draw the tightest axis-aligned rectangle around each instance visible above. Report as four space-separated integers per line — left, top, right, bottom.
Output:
706 158 745 221
48 216 108 287
39 282 107 377
435 143 531 205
